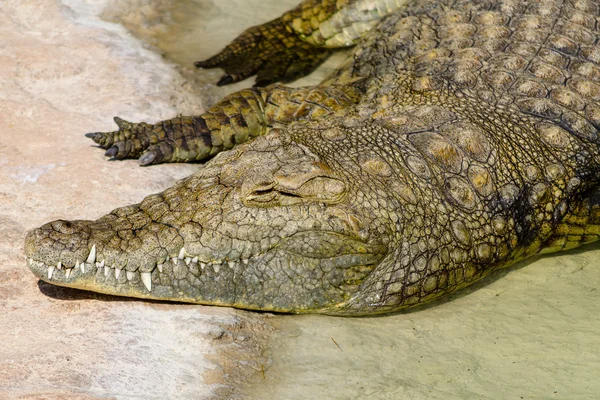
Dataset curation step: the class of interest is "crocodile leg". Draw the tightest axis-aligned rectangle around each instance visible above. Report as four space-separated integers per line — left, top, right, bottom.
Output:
194 17 334 87
86 0 409 164
86 84 359 165
195 0 409 86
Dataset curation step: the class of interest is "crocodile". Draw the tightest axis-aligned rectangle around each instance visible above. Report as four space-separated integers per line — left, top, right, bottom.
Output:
24 0 600 315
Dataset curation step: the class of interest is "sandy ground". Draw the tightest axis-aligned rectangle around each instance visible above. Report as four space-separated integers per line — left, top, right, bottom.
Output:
252 250 600 399
0 1 271 399
2 1 599 399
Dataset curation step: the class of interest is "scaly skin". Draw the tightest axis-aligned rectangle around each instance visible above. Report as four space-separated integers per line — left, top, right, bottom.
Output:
25 0 600 315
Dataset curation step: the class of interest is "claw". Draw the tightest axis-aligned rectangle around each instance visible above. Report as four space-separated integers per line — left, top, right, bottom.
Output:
139 151 156 166
113 116 132 129
85 132 99 139
105 146 118 157
194 57 222 69
217 75 235 86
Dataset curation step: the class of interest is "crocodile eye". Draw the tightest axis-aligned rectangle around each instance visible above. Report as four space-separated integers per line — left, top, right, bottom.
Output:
244 185 305 207
245 186 279 205
243 176 346 207
241 160 347 207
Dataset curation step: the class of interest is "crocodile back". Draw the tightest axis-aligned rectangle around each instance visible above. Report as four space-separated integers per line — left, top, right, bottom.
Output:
318 0 600 313
338 0 600 151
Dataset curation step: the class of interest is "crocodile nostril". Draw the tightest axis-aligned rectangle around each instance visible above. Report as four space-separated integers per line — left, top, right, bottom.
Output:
51 220 76 234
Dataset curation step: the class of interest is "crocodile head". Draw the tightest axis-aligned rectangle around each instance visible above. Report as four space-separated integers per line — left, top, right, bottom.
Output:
25 128 391 314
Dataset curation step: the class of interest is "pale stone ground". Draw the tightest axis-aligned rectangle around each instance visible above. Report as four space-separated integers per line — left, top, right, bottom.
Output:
2 1 600 400
0 1 271 399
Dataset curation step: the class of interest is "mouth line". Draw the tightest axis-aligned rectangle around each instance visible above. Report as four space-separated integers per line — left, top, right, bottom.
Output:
27 229 383 293
26 245 253 293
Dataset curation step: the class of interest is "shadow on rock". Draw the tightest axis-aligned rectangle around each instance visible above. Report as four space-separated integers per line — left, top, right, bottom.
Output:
37 280 173 304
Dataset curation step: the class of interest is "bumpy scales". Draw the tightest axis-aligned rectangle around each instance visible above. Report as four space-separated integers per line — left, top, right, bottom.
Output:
25 0 600 315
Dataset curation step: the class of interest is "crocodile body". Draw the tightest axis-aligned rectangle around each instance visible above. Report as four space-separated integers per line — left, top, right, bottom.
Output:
25 0 600 315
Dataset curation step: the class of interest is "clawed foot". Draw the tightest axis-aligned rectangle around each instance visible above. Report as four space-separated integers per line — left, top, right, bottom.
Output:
86 116 200 166
88 17 336 165
195 18 332 87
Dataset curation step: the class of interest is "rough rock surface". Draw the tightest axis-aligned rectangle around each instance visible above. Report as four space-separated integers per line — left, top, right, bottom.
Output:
4 0 600 398
0 1 270 399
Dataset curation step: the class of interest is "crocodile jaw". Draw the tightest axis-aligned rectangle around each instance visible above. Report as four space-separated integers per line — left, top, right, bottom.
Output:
25 227 384 313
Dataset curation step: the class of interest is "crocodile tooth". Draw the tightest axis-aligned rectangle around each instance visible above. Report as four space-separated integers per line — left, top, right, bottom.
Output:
157 264 163 273
104 266 110 276
56 261 62 270
140 272 152 291
200 263 206 270
228 261 235 269
242 259 249 265
65 268 72 279
48 266 55 279
86 244 96 264
213 264 220 273
126 271 134 281
185 257 192 265
115 267 121 279
178 248 186 259
172 257 178 265
165 255 170 263
99 260 105 268
76 260 82 273
192 256 199 263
